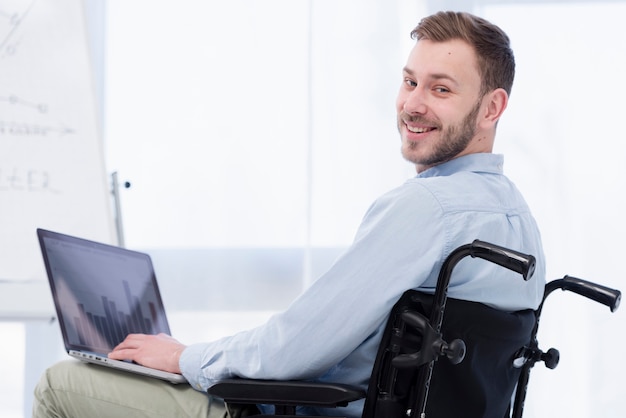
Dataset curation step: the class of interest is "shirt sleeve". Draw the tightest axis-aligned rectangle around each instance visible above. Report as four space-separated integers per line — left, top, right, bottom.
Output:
179 182 446 391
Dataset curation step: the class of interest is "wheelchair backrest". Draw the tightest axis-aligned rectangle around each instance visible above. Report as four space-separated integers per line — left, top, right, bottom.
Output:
362 290 535 418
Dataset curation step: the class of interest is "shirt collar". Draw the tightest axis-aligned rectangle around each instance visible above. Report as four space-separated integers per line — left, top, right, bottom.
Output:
416 153 504 179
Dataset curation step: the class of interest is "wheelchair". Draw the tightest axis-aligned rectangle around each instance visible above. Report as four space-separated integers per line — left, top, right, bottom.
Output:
208 240 621 417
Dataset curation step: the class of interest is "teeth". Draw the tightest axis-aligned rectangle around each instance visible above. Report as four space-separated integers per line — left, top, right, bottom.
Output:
407 125 432 133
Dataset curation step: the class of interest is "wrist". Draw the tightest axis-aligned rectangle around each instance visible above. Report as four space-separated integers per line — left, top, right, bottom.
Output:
171 345 186 373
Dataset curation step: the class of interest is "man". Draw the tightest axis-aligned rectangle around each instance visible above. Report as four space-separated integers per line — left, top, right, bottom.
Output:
33 11 545 418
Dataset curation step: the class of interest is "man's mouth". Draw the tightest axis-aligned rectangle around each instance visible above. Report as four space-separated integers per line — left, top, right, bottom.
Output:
406 124 436 134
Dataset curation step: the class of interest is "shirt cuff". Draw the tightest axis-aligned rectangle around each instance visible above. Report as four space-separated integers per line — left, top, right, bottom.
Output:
179 342 214 391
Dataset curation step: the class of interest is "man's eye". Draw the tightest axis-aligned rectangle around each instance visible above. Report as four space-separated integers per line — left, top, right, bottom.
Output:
405 79 417 87
434 86 450 93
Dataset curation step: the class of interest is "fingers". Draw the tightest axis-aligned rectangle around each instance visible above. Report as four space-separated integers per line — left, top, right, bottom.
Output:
109 334 147 360
106 333 186 374
111 333 146 351
107 348 133 361
111 333 177 354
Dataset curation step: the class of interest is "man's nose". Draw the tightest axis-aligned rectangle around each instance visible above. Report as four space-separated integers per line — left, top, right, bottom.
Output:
403 87 428 115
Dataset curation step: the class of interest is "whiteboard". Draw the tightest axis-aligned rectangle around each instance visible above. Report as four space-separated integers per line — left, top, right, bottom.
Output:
0 0 115 283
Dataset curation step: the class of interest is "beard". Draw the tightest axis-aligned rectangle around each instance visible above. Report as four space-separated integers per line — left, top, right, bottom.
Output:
399 100 481 167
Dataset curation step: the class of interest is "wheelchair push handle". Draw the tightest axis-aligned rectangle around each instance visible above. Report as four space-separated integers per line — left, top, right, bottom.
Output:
470 240 536 281
546 275 621 312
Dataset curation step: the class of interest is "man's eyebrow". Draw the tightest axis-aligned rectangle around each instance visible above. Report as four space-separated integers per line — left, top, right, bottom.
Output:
402 67 459 87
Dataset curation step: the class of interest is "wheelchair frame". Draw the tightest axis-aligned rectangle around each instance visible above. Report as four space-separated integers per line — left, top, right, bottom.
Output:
208 240 621 417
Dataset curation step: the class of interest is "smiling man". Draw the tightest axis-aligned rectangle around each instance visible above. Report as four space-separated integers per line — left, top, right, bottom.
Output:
398 18 511 172
33 11 545 418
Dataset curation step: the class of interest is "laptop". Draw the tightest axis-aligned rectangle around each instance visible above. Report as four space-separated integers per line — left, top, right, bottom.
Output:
37 228 187 384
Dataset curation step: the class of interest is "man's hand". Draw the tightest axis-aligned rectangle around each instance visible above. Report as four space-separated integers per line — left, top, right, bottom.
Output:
108 333 186 374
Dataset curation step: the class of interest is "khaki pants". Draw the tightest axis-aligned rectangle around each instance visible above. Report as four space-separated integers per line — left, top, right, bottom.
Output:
32 360 256 418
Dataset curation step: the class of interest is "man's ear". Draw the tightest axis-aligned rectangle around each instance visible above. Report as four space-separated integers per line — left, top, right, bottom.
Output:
480 88 508 128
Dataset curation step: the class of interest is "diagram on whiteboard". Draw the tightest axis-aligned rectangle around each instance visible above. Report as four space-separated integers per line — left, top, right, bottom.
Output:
0 94 76 137
0 0 34 57
0 0 114 281
1 1 76 140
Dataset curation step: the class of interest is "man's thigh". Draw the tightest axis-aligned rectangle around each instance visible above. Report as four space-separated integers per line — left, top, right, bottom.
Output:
32 360 226 418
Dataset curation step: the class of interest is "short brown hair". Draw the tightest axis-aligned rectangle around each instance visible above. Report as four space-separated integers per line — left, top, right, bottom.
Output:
411 11 515 96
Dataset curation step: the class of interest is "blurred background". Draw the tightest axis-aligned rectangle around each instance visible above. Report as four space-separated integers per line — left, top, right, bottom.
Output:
1 0 624 417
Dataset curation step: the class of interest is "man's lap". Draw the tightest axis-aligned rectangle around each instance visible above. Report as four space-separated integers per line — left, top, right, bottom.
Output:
32 360 223 418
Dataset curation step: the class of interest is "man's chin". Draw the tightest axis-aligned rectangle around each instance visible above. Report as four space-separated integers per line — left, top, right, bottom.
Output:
401 142 425 164
400 149 421 166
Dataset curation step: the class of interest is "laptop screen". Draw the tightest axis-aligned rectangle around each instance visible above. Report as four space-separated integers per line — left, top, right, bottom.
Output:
37 228 171 354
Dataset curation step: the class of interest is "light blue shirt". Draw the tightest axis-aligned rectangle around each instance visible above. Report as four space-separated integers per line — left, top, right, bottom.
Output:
180 153 546 417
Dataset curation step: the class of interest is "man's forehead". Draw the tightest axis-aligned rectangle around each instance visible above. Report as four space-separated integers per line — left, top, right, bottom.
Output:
405 39 480 83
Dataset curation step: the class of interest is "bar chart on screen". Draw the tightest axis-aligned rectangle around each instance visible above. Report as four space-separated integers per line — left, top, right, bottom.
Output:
43 234 169 352
68 280 161 351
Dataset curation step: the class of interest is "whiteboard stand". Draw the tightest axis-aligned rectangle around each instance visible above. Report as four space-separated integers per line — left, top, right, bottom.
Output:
111 172 130 248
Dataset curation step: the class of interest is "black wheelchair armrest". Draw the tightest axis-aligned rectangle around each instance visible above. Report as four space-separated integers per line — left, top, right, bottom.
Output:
208 378 365 409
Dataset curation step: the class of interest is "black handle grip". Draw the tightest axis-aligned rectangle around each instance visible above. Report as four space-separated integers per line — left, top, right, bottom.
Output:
400 310 429 331
548 276 621 312
470 240 536 281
